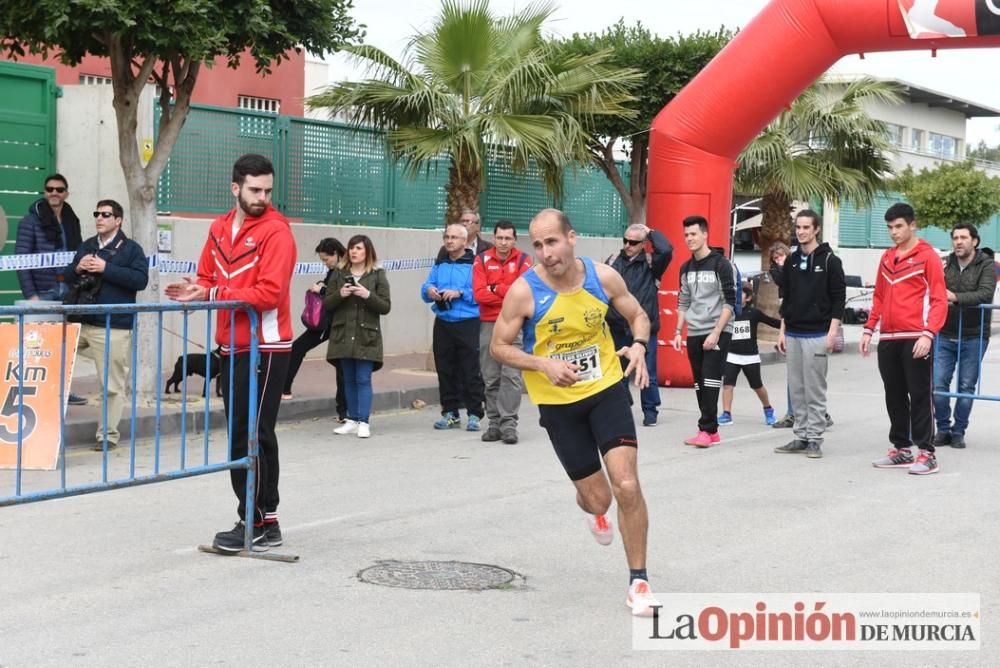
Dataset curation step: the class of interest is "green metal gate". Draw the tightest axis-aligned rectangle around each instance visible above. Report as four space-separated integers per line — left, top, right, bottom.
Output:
0 61 58 305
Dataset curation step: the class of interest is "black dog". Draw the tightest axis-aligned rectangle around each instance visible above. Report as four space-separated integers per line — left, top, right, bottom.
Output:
165 348 223 397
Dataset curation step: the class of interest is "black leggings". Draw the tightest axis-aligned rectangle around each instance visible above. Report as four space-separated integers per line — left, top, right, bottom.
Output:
685 332 732 434
723 361 763 389
877 339 935 452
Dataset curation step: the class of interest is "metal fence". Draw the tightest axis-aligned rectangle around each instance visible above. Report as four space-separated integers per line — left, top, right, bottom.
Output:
933 305 999 404
156 104 631 236
0 301 288 560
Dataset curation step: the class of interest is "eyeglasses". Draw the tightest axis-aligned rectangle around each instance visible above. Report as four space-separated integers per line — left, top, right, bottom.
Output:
93 211 116 219
622 238 644 246
45 186 67 194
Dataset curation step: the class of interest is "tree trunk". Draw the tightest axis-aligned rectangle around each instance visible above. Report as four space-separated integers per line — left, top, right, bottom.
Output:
755 193 792 327
591 136 642 230
445 159 483 225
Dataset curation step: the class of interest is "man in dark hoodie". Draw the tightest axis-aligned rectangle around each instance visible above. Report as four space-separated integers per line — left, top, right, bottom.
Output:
15 174 88 405
932 223 997 450
607 223 673 426
774 210 845 459
671 215 736 447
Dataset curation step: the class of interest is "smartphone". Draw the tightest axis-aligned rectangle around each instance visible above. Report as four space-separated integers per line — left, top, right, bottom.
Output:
346 276 358 286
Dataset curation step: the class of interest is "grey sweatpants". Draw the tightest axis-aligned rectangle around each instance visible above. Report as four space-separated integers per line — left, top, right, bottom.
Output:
479 321 523 434
786 334 829 443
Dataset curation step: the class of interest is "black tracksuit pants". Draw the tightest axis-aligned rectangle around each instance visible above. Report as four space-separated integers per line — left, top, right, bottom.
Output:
283 327 347 419
433 318 485 418
877 339 935 452
686 332 732 434
220 351 289 524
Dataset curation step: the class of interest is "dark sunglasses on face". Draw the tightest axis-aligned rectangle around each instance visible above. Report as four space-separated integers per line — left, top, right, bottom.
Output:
45 186 67 193
623 238 644 246
93 211 116 219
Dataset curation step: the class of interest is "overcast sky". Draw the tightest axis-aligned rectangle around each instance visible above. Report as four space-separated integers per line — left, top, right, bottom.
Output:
324 0 1000 145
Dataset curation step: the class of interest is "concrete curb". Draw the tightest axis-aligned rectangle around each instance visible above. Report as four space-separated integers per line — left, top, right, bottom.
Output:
64 385 442 448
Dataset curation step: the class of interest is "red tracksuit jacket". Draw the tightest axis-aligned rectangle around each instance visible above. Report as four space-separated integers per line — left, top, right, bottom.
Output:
472 247 532 322
864 238 947 340
196 205 297 354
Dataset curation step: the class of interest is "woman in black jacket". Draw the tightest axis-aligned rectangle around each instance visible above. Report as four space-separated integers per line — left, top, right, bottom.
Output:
282 238 348 422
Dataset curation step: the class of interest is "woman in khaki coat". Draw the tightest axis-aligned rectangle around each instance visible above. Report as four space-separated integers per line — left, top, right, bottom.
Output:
323 234 391 438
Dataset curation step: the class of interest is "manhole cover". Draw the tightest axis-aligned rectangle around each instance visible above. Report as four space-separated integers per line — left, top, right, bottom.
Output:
359 560 517 591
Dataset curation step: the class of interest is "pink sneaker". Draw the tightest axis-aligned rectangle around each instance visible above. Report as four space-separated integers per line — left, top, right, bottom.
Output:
710 432 721 444
683 431 713 447
627 579 661 617
585 513 614 546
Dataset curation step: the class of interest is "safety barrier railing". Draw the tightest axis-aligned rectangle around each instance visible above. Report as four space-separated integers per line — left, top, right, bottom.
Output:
0 301 291 561
933 304 998 403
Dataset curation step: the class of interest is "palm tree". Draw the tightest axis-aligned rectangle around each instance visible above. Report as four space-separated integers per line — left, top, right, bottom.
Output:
306 0 639 223
737 76 901 276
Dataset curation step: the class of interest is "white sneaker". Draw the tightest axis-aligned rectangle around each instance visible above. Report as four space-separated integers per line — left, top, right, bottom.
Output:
627 579 661 617
334 419 358 435
584 513 614 546
356 422 370 438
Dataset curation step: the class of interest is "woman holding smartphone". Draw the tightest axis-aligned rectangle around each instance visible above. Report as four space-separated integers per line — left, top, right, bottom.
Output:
324 235 391 438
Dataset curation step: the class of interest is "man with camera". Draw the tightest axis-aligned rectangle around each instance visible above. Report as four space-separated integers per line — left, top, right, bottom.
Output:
65 200 149 451
421 223 486 431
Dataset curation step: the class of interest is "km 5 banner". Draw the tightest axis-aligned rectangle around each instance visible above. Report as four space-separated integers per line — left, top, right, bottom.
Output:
0 323 80 470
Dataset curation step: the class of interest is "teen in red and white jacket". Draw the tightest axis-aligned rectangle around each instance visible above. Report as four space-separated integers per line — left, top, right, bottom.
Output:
196 204 298 354
863 238 947 341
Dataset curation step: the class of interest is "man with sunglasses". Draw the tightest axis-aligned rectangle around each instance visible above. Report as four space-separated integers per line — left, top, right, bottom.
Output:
66 200 149 450
15 174 87 404
774 210 845 460
606 223 672 426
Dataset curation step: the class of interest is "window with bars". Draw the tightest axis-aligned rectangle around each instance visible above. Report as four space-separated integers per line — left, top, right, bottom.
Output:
79 74 112 85
885 123 904 148
928 132 958 158
238 95 280 114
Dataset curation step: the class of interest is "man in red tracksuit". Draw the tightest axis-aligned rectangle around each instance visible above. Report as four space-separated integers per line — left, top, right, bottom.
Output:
166 154 297 550
472 220 531 443
862 203 947 476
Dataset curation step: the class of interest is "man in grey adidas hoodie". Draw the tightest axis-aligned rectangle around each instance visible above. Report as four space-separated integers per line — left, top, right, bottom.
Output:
670 215 736 447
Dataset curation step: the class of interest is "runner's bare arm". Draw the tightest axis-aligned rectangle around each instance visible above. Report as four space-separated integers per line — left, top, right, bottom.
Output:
491 278 580 386
596 264 650 388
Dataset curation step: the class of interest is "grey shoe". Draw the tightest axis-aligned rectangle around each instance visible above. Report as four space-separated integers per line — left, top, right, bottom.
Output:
501 432 518 444
481 428 501 442
950 434 966 449
774 440 808 454
772 415 794 429
873 447 914 468
805 441 823 459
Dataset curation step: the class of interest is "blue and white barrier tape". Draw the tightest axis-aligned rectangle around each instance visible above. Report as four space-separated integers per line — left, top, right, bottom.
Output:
0 252 436 275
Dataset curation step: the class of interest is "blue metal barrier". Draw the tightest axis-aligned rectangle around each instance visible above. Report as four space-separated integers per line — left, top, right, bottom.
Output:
0 301 289 561
933 304 997 402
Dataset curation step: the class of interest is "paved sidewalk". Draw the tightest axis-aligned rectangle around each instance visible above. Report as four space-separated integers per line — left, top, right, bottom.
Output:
2 349 997 666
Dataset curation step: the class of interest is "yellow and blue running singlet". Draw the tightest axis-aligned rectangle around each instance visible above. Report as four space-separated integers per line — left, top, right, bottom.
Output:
522 257 623 405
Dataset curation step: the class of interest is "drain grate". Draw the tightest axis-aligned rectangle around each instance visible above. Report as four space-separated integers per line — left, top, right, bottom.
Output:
358 560 517 591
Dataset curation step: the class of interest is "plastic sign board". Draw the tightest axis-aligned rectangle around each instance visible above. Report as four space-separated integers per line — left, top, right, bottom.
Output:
899 0 1000 38
0 323 80 470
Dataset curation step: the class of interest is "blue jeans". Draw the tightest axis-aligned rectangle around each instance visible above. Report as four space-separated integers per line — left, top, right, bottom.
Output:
934 336 989 436
341 358 374 423
611 328 661 420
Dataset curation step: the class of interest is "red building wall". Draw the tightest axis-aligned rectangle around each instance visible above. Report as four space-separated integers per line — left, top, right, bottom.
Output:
5 49 305 116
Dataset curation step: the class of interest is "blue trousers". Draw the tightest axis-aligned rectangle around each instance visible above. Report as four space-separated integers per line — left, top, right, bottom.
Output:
612 328 661 420
934 336 989 436
340 358 374 423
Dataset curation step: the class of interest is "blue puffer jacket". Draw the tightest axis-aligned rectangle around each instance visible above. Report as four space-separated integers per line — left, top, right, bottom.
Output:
421 250 479 322
14 199 83 299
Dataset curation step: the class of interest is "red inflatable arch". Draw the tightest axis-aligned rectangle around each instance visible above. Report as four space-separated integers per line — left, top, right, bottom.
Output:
649 0 1000 386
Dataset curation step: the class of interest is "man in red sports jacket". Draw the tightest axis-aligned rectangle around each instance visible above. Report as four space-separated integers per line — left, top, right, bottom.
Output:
862 202 947 476
166 153 297 551
472 220 531 443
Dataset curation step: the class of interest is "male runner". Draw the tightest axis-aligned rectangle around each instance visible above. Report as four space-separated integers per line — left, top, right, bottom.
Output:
490 208 659 616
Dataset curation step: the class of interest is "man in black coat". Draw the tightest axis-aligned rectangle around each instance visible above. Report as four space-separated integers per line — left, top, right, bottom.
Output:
66 199 149 450
607 223 672 426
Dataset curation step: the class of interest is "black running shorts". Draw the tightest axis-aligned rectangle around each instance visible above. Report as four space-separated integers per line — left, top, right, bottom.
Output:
723 361 763 389
537 382 637 481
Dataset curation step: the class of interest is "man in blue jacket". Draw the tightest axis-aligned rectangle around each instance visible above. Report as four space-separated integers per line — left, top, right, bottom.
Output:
422 223 486 431
66 200 149 451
